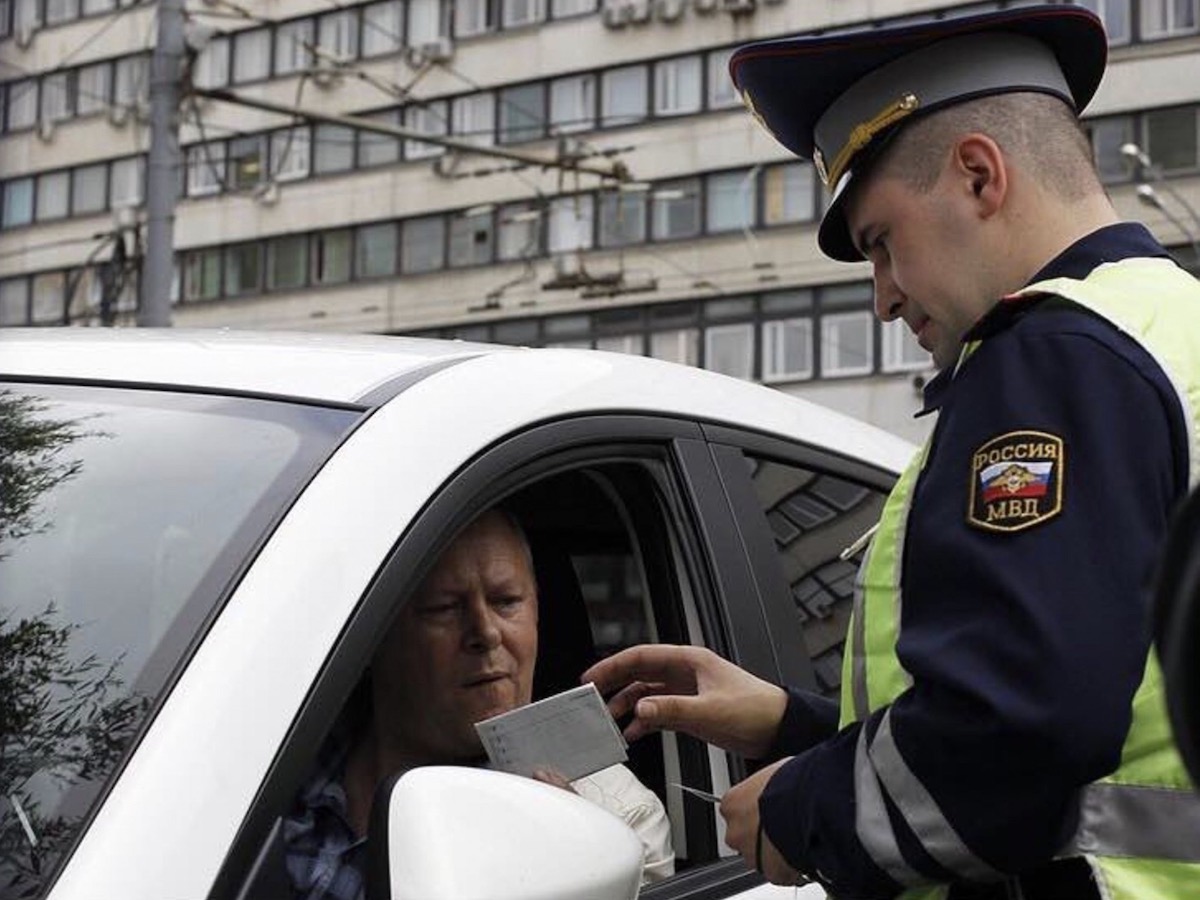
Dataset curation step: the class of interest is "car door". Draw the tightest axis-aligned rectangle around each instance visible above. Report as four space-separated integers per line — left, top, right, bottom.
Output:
212 409 841 900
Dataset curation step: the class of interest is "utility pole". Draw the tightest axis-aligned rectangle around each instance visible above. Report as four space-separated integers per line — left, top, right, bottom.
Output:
140 0 186 326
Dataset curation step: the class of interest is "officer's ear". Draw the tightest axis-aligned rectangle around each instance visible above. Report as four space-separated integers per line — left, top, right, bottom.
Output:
952 133 1006 219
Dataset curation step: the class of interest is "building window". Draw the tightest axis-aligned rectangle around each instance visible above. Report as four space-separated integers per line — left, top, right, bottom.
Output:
83 0 117 12
653 56 701 117
706 170 754 233
318 9 360 60
551 0 596 15
497 202 542 260
0 182 31 232
499 83 545 144
7 81 37 131
233 28 271 83
762 318 813 382
45 0 78 25
1086 116 1135 183
184 248 222 301
36 171 70 221
267 235 309 291
542 313 590 347
454 0 492 36
311 229 353 285
550 74 595 134
452 92 495 146
110 157 144 208
405 101 448 159
881 318 930 373
275 19 314 77
651 178 700 240
31 273 65 325
449 209 495 267
355 222 398 277
0 279 30 326
408 0 445 44
12 0 40 33
548 195 594 252
228 136 266 190
72 163 108 215
503 0 543 26
113 56 148 109
821 311 874 378
707 47 739 110
1141 0 1197 37
194 35 231 89
187 143 226 196
271 127 311 181
1145 106 1199 173
599 190 646 247
402 216 446 273
224 243 263 296
601 65 648 128
650 328 699 366
362 1 404 56
40 71 73 123
358 111 402 167
314 124 356 174
704 323 754 379
76 62 111 115
763 162 816 225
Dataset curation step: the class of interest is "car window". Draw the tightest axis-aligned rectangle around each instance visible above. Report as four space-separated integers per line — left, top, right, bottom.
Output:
742 454 888 699
0 383 358 900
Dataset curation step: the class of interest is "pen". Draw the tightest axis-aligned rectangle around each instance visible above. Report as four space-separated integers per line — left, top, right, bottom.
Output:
670 782 722 805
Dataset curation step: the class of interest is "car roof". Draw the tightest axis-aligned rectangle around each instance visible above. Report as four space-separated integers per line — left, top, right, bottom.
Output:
0 328 915 471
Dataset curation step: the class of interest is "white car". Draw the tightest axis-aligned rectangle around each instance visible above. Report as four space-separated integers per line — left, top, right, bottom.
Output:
0 329 913 900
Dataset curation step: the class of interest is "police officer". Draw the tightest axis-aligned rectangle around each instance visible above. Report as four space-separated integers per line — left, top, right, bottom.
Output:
584 6 1200 898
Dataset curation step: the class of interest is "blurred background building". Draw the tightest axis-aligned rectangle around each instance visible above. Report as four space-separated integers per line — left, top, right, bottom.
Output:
1 0 1197 442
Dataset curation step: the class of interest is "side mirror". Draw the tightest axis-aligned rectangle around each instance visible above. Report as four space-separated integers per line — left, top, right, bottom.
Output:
1155 484 1200 785
366 766 644 900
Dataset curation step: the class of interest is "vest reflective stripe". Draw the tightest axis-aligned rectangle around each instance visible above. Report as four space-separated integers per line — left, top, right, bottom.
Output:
854 725 928 886
864 710 1003 882
1062 781 1200 861
841 257 1200 899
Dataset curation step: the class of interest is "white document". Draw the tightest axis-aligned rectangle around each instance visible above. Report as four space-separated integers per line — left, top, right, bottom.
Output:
475 682 628 782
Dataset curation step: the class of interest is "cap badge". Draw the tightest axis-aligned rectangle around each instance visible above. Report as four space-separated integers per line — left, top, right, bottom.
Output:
822 92 920 188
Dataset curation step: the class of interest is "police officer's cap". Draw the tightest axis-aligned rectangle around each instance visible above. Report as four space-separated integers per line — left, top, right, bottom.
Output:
729 5 1107 262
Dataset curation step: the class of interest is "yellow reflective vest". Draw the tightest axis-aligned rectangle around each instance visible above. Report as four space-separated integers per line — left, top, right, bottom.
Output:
841 257 1200 899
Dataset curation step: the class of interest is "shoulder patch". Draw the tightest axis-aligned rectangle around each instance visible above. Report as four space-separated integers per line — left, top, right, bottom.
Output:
967 430 1064 533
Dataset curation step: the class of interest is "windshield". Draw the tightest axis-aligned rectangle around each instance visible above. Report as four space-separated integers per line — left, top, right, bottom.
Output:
0 383 359 899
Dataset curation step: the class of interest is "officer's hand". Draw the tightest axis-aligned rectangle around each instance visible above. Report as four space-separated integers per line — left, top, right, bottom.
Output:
720 758 801 886
581 644 788 758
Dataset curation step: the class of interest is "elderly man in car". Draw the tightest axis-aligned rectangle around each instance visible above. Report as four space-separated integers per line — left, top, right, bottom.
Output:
283 506 674 899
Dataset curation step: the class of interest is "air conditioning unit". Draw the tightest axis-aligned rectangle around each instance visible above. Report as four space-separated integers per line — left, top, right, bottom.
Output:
418 36 454 63
553 254 581 280
692 0 718 14
720 0 755 13
15 21 36 49
654 0 684 21
108 105 131 128
36 118 55 143
627 0 651 23
311 60 341 88
601 0 630 28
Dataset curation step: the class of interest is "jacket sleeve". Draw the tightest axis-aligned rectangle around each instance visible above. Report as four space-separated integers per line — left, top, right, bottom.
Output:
759 310 1183 898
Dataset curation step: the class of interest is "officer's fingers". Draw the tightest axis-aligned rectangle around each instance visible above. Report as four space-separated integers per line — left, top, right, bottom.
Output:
605 681 666 721
631 694 718 743
582 644 702 695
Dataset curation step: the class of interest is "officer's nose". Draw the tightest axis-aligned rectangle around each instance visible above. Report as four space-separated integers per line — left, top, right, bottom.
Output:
872 265 904 322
